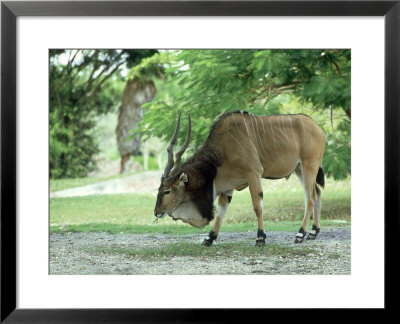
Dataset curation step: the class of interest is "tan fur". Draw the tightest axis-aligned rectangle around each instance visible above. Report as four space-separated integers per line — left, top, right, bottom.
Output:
212 114 325 190
208 113 325 234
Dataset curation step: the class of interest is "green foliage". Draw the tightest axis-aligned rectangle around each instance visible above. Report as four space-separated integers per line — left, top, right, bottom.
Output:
49 49 158 179
133 49 351 179
323 133 351 180
49 49 351 180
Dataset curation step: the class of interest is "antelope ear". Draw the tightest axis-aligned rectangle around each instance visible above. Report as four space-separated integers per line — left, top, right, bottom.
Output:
179 173 188 187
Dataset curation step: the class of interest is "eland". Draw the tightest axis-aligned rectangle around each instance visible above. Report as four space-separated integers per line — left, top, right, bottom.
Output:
154 110 326 246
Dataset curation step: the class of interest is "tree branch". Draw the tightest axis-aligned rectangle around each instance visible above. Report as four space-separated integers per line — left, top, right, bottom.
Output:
331 60 342 75
70 50 80 65
86 51 125 93
71 50 97 80
88 61 125 96
86 52 101 92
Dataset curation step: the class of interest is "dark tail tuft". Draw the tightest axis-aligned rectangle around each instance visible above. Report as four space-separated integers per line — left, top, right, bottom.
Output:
316 167 325 188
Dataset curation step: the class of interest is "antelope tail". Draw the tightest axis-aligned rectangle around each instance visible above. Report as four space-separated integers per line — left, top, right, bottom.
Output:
316 167 325 188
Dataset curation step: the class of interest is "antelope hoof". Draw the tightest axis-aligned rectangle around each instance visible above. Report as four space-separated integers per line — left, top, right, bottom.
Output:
294 233 305 244
202 231 217 246
255 229 266 247
255 239 265 247
306 233 317 240
306 227 320 240
202 239 213 246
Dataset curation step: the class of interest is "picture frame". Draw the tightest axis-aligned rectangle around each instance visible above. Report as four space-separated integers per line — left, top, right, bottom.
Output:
1 0 398 321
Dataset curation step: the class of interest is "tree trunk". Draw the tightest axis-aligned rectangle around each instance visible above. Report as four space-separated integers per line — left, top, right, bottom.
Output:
116 78 156 173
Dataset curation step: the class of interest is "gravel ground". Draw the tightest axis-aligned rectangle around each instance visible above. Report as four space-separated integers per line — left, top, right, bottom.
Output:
50 227 351 275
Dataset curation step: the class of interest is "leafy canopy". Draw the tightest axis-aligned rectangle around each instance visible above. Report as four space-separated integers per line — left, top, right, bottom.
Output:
133 49 351 180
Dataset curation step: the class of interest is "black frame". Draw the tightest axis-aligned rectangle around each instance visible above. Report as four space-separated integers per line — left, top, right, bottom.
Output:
1 0 399 322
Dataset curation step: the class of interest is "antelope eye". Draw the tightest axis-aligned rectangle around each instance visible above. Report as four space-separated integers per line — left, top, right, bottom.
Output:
164 189 171 195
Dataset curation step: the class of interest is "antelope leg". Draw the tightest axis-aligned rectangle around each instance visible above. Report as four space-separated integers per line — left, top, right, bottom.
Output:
202 191 233 246
247 173 266 247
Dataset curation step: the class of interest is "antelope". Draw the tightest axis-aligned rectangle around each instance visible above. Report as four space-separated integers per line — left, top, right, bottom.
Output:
154 110 326 246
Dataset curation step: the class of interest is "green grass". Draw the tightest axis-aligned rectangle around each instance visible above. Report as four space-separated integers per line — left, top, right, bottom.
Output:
85 241 317 261
50 176 350 234
50 219 348 235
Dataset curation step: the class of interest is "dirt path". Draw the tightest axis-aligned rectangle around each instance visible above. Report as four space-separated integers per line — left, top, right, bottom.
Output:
50 171 163 198
50 227 351 275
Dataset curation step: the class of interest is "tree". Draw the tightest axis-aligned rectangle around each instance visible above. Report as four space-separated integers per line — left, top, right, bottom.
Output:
116 78 156 173
49 49 158 178
132 49 351 180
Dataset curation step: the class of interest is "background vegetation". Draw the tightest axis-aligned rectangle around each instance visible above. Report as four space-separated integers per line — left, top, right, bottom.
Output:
49 49 158 178
50 49 350 180
132 49 351 180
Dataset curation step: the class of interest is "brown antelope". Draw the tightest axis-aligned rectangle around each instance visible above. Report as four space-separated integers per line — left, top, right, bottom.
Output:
154 110 326 246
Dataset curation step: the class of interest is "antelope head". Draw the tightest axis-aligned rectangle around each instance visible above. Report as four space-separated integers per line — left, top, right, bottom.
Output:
154 113 208 228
